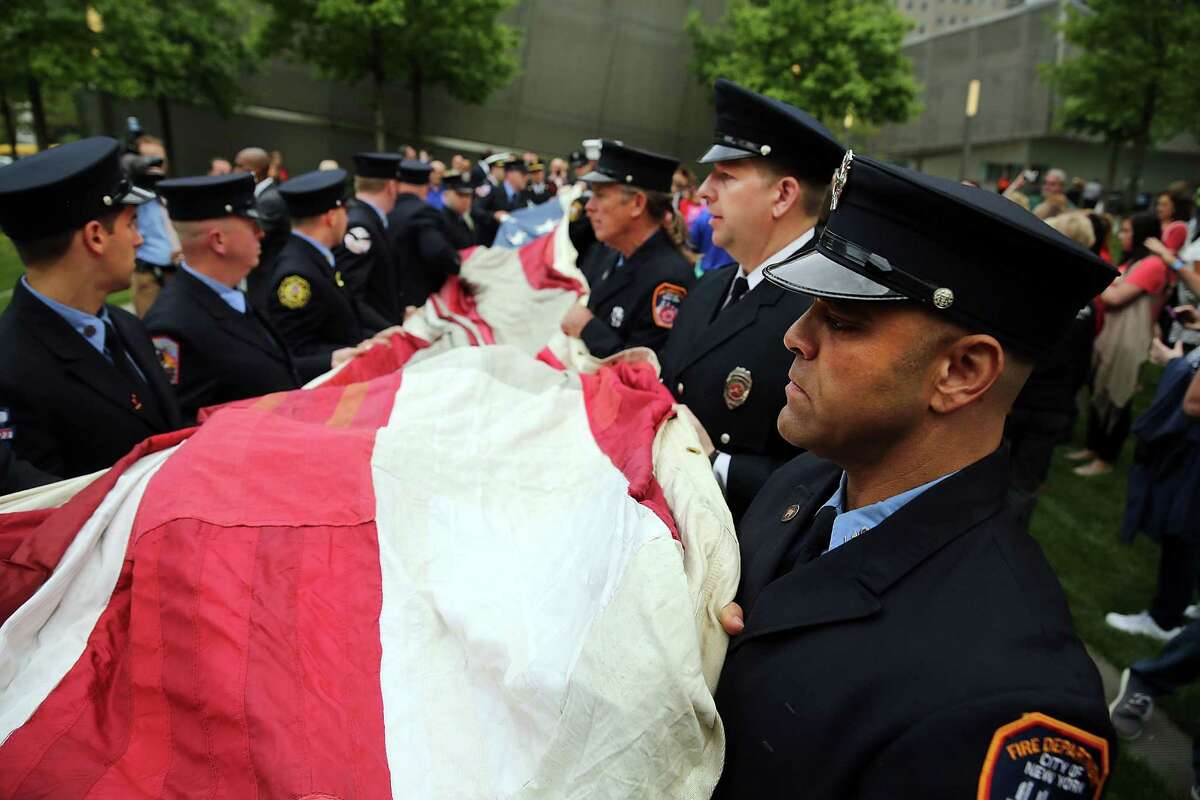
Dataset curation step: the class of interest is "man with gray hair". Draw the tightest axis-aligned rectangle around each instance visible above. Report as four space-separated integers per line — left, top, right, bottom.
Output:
145 174 301 423
1034 167 1072 219
234 146 290 311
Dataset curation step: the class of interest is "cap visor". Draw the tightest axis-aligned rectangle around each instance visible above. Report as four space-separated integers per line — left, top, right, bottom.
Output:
697 144 758 164
580 170 616 184
119 185 155 206
763 248 904 300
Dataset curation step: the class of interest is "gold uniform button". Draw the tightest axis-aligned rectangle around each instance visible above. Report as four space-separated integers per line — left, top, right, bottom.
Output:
676 382 684 394
720 433 731 445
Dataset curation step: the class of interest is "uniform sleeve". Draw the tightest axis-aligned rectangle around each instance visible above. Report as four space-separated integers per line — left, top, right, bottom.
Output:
0 392 66 478
146 327 217 427
1 444 58 495
580 316 627 359
415 209 461 279
620 277 690 355
856 696 1114 800
267 275 339 368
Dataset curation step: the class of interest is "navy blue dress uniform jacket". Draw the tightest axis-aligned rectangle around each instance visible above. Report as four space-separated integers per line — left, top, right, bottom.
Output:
245 181 290 314
0 442 57 494
581 230 695 359
143 268 301 424
0 281 184 479
266 235 363 384
714 446 1116 799
334 199 402 332
440 206 490 250
388 193 461 310
659 264 810 523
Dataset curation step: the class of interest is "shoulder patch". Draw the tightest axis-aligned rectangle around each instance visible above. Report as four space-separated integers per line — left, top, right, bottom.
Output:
0 406 12 442
978 712 1109 800
151 336 180 385
652 282 688 329
277 275 311 310
343 226 372 255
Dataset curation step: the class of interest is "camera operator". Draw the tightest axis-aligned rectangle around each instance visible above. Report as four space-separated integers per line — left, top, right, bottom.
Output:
121 130 180 317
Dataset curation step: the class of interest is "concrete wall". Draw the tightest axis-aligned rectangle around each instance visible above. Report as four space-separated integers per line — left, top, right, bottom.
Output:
78 0 723 177
872 0 1200 192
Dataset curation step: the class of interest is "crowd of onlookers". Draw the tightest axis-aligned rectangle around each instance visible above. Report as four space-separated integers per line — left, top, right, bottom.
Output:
991 165 1200 770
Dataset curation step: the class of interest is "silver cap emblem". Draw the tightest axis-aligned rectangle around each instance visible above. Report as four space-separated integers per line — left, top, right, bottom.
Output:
932 288 955 309
830 149 854 211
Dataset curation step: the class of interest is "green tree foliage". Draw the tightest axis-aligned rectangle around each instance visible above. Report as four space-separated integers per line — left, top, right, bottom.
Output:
260 0 520 149
0 0 100 150
1043 0 1200 204
686 0 920 131
90 0 256 162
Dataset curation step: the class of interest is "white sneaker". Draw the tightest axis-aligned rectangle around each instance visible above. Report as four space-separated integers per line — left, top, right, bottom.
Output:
1186 604 1200 621
1105 611 1183 642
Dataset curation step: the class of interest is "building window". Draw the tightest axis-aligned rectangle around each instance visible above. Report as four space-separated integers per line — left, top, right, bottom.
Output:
918 24 926 33
949 15 957 23
907 0 913 8
936 16 943 25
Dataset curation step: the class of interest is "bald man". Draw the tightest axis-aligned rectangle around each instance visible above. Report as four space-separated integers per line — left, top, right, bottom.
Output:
235 147 290 313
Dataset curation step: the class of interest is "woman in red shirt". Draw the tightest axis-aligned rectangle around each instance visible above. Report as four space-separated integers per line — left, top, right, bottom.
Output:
1073 212 1174 476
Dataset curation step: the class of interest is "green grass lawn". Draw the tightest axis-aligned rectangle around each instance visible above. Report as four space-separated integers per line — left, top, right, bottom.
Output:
1033 362 1198 799
0 234 131 312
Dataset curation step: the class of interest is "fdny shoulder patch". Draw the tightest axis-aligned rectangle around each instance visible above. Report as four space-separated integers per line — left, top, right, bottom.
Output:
343 226 372 255
151 336 181 386
978 712 1109 800
652 282 687 329
278 275 311 310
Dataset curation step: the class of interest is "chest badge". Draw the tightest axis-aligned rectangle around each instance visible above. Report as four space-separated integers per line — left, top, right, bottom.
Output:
334 270 346 288
724 366 752 410
609 306 625 328
780 504 800 523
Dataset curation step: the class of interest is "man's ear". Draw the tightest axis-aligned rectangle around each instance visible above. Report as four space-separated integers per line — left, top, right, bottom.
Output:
209 223 227 257
772 176 802 220
628 190 649 220
929 334 1005 414
79 220 107 257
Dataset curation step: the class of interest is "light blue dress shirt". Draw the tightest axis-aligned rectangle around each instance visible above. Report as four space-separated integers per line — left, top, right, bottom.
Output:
179 262 246 313
503 181 518 202
290 230 335 267
135 198 174 267
361 198 388 229
22 277 146 381
820 470 958 553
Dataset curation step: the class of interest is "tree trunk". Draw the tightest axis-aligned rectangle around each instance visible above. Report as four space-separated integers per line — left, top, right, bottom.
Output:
1125 83 1158 210
373 74 386 151
409 61 423 145
370 30 386 151
0 87 18 162
26 75 49 151
156 95 175 166
98 90 116 138
1104 138 1120 200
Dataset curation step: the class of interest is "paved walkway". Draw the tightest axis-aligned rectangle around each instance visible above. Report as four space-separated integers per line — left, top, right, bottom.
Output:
1089 646 1195 796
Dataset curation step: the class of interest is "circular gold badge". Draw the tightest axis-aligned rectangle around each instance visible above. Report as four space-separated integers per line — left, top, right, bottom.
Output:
278 275 311 310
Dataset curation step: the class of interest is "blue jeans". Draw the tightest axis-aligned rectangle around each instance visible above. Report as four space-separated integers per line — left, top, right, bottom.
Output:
1132 617 1200 779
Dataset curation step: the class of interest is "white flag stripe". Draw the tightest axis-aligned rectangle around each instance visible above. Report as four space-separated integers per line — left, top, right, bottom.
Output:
0 446 177 745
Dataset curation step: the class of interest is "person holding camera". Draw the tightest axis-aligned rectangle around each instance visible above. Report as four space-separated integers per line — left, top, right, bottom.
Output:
124 134 180 317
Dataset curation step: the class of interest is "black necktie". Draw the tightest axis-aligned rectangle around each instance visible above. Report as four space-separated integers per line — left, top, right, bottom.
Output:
103 319 148 390
774 506 838 580
716 275 750 320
